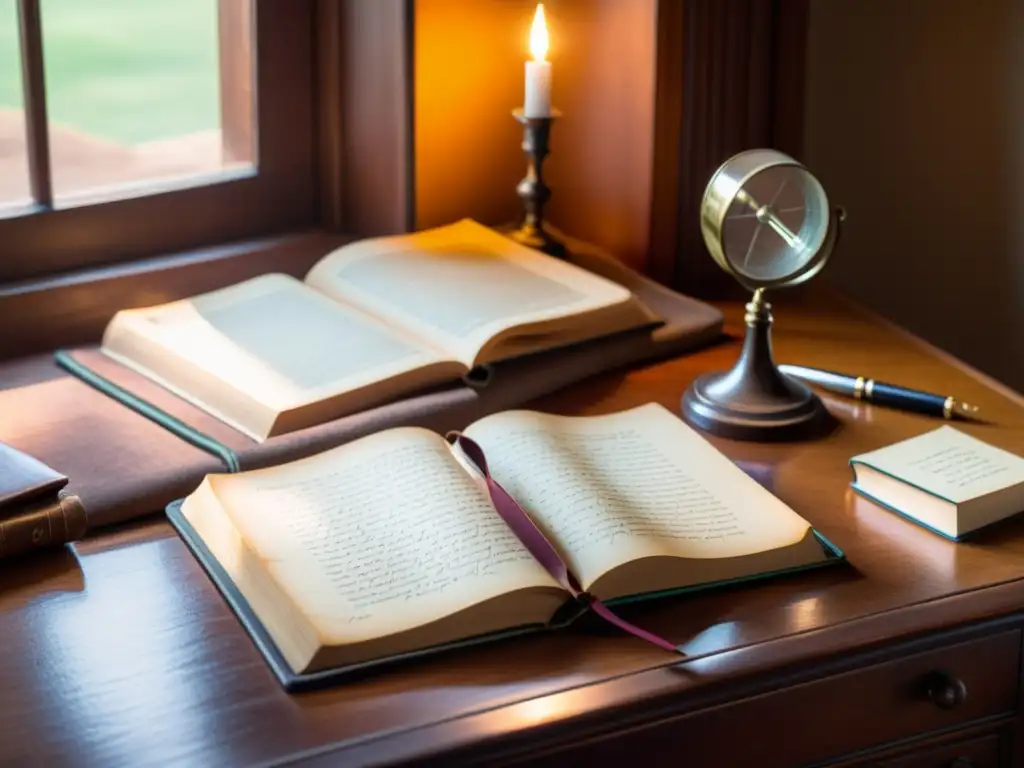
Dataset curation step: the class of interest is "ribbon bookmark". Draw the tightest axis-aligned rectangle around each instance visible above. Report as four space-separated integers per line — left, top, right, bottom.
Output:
451 433 681 655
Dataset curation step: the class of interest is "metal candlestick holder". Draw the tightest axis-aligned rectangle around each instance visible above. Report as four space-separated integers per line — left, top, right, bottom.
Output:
506 107 567 258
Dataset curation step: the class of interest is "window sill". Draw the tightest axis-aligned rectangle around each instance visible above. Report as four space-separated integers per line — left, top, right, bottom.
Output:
0 229 353 361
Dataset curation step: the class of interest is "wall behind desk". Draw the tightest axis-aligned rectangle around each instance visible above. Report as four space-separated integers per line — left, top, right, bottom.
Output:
804 0 1024 392
414 0 656 272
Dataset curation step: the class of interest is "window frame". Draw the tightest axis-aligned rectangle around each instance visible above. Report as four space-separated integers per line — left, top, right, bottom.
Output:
0 0 317 284
0 0 415 362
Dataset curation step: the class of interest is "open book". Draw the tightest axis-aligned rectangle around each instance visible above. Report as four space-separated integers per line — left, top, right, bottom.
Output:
174 403 840 679
100 220 657 441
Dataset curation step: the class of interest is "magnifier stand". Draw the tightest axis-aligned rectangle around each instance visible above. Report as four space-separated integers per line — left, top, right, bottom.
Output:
681 289 829 441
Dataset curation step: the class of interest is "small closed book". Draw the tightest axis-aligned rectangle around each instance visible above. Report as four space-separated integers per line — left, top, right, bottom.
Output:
0 441 68 513
169 403 841 689
850 425 1024 540
0 442 88 559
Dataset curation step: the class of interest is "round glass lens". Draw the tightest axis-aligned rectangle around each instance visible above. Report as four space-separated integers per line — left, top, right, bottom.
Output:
721 165 829 284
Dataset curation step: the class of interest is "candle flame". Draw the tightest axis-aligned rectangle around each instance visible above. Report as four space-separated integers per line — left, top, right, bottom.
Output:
529 4 549 62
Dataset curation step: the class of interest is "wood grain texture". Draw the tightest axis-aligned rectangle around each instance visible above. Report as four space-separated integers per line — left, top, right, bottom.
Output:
217 0 256 166
877 732 1004 768
2 290 1024 766
541 0 657 272
327 0 415 236
519 630 1020 767
316 0 347 232
16 0 52 209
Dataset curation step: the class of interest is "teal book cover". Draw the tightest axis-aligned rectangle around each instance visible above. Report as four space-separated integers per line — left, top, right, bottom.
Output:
850 480 1024 543
849 426 1024 542
850 481 965 542
166 500 844 692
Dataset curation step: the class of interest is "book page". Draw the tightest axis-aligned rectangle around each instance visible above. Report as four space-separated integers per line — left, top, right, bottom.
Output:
207 428 560 644
304 219 644 366
852 425 1024 504
103 273 461 439
463 403 811 590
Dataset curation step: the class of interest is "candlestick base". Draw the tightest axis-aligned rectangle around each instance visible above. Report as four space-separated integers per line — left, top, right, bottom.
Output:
510 108 568 259
505 221 567 258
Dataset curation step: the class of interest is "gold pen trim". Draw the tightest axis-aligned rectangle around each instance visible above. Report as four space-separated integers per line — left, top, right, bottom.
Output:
943 396 955 420
853 376 866 400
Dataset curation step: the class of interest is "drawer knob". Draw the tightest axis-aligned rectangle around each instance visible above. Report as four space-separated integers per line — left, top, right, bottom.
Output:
925 669 968 709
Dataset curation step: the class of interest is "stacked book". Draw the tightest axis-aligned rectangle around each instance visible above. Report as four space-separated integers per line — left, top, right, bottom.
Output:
0 443 87 559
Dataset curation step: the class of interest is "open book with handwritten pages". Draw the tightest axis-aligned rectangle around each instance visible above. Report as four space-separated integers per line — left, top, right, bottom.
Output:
99 219 657 441
169 403 841 687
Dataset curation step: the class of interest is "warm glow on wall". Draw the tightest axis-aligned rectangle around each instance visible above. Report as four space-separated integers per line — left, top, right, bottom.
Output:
414 0 657 271
529 4 549 61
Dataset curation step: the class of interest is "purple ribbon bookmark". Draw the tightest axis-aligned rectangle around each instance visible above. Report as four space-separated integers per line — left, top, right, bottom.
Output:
451 433 681 655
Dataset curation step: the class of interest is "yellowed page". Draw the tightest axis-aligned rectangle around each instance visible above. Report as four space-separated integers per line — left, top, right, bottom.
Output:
205 427 560 644
102 273 459 440
852 425 1024 504
462 403 811 590
303 219 645 367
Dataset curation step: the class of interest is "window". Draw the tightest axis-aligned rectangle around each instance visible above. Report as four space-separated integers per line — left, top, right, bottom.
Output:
0 2 28 208
0 0 315 283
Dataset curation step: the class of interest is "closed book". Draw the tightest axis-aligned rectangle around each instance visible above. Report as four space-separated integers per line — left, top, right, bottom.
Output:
0 494 88 559
850 426 1024 541
0 442 68 515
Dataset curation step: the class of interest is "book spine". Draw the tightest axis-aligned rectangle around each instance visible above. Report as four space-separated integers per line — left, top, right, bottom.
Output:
0 495 88 559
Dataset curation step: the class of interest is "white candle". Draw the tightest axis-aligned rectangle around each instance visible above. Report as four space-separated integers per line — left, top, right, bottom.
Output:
523 4 552 117
524 60 552 117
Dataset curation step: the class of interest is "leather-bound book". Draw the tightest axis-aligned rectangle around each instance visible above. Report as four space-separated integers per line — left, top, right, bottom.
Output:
0 442 88 558
0 442 68 511
0 494 88 559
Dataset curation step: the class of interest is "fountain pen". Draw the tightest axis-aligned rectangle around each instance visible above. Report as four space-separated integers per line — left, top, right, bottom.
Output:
779 365 982 421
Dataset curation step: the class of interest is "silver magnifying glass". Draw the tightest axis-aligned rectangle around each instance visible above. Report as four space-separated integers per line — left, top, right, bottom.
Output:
682 149 845 441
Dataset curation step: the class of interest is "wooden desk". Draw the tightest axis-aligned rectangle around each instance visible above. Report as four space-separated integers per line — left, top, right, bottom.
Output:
3 291 1024 767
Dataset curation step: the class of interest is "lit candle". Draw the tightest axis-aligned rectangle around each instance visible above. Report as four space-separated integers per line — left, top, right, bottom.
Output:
523 4 552 117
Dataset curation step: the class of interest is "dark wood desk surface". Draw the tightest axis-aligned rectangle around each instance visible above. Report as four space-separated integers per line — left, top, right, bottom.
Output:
3 290 1024 767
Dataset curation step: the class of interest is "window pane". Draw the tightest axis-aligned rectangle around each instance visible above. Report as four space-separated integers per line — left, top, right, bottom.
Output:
41 0 255 203
0 0 32 210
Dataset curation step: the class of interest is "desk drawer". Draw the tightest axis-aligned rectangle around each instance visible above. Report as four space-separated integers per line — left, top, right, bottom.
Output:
877 732 1003 768
527 630 1020 768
